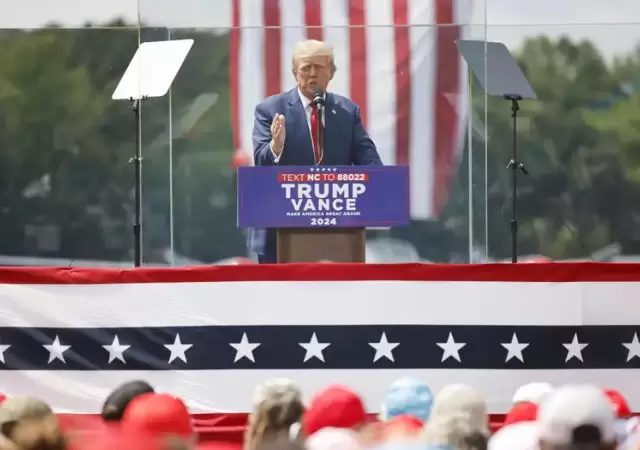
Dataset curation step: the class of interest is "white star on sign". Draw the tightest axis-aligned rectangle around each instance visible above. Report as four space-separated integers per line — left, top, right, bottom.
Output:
501 333 529 363
43 335 71 364
0 343 10 363
299 332 330 362
164 334 192 363
563 333 588 362
369 332 400 362
437 333 466 362
102 335 130 364
230 333 261 363
623 333 640 362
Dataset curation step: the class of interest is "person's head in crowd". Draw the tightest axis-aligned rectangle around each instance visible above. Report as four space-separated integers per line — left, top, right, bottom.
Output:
489 422 539 450
537 385 616 450
305 428 361 450
73 428 188 450
512 382 553 406
380 415 425 442
101 380 155 423
603 389 631 419
503 401 538 427
121 393 194 447
381 377 433 423
245 379 304 450
424 384 489 450
0 396 65 450
303 385 366 438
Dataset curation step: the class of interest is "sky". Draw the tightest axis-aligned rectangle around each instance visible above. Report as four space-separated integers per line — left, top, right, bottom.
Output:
1 0 639 58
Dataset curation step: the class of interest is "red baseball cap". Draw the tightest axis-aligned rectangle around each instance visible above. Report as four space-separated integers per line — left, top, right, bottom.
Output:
604 389 631 418
122 393 193 438
504 401 538 426
303 385 367 436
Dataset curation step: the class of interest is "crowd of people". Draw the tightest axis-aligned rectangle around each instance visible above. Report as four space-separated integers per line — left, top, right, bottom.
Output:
0 378 636 450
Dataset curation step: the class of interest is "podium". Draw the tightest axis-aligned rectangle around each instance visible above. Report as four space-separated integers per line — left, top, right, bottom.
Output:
237 166 410 263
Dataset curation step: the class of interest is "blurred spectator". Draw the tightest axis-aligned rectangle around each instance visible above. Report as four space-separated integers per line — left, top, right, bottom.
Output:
512 383 553 405
381 377 433 423
121 393 194 447
489 422 538 450
305 428 360 450
503 402 538 427
101 380 155 423
303 386 366 438
603 389 631 419
0 397 65 450
423 384 489 450
245 379 304 450
381 415 425 442
537 385 616 450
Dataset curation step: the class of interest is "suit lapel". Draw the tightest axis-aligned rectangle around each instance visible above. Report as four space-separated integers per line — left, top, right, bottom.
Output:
324 93 338 163
286 89 315 164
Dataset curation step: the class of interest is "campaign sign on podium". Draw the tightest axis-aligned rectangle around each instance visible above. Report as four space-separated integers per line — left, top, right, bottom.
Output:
237 166 410 228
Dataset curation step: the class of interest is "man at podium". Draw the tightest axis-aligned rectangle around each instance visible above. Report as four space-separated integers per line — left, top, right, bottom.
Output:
250 40 383 264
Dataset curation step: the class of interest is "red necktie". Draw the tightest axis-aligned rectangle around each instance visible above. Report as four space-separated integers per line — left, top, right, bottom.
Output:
310 104 323 164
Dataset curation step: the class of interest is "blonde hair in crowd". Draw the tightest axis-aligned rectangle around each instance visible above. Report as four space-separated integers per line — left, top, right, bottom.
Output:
3 417 66 450
244 380 304 450
424 385 489 450
291 40 336 74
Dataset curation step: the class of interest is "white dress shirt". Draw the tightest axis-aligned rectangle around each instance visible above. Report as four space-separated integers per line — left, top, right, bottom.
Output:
271 89 325 163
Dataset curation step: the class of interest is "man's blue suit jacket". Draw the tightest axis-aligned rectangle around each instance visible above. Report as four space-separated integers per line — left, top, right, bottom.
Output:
249 88 383 262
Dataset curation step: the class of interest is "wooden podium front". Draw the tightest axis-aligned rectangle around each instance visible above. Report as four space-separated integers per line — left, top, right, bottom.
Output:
277 227 365 263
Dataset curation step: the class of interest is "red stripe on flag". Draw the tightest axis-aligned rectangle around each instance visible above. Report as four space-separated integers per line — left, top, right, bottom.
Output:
393 0 411 165
263 0 282 96
304 0 324 41
432 0 461 214
230 0 241 152
348 0 368 127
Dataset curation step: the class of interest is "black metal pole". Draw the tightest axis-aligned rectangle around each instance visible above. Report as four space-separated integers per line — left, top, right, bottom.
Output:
510 98 518 263
132 99 142 267
504 95 527 264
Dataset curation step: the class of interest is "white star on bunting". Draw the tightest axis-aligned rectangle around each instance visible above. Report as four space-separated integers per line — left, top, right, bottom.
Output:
0 343 10 364
623 333 640 362
43 335 71 364
164 334 192 363
369 332 399 362
102 335 130 364
501 333 529 363
563 333 588 362
230 333 261 363
437 333 466 362
299 333 330 362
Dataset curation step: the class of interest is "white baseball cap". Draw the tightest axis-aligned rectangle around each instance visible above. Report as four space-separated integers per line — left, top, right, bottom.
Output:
512 382 553 405
537 385 616 446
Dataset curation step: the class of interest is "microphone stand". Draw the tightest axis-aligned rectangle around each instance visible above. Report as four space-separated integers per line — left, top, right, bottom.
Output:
315 103 324 165
504 94 528 263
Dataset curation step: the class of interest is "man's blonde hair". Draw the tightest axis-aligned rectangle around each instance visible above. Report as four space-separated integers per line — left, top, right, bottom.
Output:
291 40 336 73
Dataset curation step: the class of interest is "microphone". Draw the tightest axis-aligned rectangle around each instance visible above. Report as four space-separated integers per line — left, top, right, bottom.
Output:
311 87 325 165
312 88 325 108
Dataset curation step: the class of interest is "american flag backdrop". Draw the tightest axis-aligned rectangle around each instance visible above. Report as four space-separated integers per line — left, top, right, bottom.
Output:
1 264 640 415
229 0 472 219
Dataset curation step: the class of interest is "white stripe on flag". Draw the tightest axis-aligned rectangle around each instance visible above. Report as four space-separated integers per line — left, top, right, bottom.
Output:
321 0 350 97
238 0 264 164
364 0 396 165
6 369 640 414
408 0 437 219
280 0 305 92
2 281 639 328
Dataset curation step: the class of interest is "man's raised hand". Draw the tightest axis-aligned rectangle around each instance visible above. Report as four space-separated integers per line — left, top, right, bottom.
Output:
270 113 286 155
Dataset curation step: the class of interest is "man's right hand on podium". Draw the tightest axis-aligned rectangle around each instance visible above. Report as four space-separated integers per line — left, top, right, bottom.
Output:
270 113 286 155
